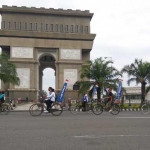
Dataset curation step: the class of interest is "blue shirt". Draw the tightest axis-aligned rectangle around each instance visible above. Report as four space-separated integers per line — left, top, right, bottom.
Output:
0 94 5 101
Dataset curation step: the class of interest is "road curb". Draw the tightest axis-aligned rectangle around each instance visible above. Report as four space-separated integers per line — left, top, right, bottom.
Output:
121 108 141 111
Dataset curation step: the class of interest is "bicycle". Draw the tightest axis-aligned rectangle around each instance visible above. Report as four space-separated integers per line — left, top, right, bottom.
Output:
0 102 10 115
29 97 63 117
70 99 103 115
141 100 150 114
100 98 120 115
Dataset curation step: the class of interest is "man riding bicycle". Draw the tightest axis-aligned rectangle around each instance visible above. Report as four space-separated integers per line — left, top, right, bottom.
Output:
0 91 5 107
104 88 114 112
82 91 88 111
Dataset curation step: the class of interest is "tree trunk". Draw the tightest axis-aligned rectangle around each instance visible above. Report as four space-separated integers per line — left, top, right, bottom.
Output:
141 82 146 104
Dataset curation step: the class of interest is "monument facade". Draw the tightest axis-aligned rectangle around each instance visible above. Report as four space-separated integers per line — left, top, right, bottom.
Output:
0 5 96 100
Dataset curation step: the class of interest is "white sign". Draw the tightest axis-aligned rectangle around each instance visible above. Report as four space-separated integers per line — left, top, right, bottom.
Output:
64 69 77 89
15 68 30 88
12 47 33 58
61 49 80 60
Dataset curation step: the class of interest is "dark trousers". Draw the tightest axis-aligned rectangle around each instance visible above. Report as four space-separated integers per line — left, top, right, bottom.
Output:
82 101 87 111
104 99 113 108
45 100 53 111
0 100 4 107
104 99 109 106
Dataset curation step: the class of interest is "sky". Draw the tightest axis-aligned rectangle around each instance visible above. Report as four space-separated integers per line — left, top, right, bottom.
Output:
0 0 150 91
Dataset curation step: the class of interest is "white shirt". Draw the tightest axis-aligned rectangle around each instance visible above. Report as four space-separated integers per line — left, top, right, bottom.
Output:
82 94 88 102
47 92 55 102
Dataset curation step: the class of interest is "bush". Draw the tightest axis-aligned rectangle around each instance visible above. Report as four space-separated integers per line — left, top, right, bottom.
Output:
133 104 140 109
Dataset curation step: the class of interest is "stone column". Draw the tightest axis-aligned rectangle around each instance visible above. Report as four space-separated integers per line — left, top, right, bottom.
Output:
39 69 43 92
35 62 40 99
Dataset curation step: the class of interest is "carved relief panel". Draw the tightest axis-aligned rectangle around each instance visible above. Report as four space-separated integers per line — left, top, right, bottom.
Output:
60 49 80 60
15 68 30 88
64 69 77 89
11 47 33 58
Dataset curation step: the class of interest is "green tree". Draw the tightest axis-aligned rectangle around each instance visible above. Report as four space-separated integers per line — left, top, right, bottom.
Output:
77 57 121 99
121 59 150 104
0 52 20 85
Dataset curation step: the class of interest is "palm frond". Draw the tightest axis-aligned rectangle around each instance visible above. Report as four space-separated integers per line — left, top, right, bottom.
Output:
127 78 137 86
76 80 94 96
0 52 20 85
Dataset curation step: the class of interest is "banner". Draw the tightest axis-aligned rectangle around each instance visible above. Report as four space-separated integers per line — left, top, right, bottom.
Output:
57 80 69 102
116 79 123 100
92 85 98 99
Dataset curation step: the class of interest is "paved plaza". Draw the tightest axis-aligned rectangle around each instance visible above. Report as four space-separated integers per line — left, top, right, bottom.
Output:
0 109 150 150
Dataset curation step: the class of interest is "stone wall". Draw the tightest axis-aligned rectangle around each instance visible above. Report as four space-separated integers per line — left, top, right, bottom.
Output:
0 5 92 34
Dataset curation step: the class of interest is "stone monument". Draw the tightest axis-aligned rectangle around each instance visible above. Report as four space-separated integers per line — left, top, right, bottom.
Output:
0 5 96 101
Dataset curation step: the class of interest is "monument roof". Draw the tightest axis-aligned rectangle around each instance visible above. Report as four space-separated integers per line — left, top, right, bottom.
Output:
0 5 93 19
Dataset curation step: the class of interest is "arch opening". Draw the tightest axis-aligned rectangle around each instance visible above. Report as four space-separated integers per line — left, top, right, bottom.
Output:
42 68 55 93
39 54 56 93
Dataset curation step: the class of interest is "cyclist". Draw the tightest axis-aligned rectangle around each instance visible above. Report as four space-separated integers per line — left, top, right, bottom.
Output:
104 88 114 112
82 91 88 111
45 88 55 113
0 91 5 107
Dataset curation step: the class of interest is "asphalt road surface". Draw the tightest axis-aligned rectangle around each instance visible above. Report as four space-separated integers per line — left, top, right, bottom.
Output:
0 111 150 150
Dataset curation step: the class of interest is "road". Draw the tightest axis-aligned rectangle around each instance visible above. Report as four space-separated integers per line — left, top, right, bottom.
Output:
0 111 150 150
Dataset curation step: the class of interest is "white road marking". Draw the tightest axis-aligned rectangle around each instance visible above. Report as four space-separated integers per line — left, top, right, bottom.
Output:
116 117 150 119
73 135 95 138
73 135 150 138
119 114 132 115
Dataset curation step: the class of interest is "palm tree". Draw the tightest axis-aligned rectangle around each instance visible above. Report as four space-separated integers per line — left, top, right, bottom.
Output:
0 52 20 85
77 57 121 99
121 59 150 104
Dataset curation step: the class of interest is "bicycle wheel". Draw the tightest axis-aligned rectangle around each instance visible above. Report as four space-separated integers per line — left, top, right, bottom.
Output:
92 104 103 115
51 103 63 116
85 104 93 114
110 104 120 115
0 104 10 115
70 105 80 114
30 104 43 116
29 104 35 116
141 104 149 114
